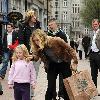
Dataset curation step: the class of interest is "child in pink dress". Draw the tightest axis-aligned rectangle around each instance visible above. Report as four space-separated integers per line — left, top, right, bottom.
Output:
8 44 36 100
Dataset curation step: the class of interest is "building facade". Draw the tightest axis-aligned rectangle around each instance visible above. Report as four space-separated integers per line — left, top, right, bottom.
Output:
51 0 90 40
0 0 52 37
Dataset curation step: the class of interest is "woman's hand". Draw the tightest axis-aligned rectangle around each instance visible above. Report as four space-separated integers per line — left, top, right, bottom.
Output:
71 63 78 72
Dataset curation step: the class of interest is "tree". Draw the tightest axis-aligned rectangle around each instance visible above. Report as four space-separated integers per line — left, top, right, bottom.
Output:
80 0 100 27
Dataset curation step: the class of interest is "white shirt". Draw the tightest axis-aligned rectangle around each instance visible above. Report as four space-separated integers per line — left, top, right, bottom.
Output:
7 32 12 46
91 29 99 52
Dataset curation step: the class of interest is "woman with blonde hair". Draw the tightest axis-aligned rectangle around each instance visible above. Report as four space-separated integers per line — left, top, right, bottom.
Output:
30 29 78 100
8 44 36 100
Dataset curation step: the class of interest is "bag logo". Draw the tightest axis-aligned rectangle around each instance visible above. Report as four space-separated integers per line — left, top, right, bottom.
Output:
75 79 88 92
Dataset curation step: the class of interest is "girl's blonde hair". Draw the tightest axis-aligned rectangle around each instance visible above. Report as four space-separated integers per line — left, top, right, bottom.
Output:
30 29 47 54
12 44 32 62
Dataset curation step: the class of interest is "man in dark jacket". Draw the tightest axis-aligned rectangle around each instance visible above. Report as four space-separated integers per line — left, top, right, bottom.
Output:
0 36 2 64
0 23 18 79
48 18 69 99
82 35 91 59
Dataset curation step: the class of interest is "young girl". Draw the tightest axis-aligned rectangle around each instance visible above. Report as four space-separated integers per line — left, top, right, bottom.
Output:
8 44 36 100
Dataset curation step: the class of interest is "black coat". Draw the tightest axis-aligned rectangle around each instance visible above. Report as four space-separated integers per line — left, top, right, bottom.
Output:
0 36 2 55
18 22 41 51
82 36 91 49
48 29 68 43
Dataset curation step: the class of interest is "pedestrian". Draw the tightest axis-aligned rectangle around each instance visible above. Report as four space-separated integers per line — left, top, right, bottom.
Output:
30 29 78 100
89 19 100 91
18 9 41 52
82 34 91 59
18 9 41 98
0 23 18 79
0 36 3 95
70 37 75 49
8 44 36 100
0 35 2 64
48 18 69 99
77 37 83 60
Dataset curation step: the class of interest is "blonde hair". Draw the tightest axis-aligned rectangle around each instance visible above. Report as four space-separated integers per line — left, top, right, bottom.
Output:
12 44 32 62
25 9 37 24
30 29 47 54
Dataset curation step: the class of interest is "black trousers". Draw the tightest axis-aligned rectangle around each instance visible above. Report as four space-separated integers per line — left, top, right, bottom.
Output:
84 47 89 58
14 82 30 100
89 52 100 87
78 50 82 60
45 61 72 100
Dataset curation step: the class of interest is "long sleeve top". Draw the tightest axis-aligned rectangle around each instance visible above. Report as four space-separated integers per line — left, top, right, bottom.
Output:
8 60 36 86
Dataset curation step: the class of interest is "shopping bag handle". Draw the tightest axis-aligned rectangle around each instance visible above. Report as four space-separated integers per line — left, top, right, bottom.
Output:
70 65 79 75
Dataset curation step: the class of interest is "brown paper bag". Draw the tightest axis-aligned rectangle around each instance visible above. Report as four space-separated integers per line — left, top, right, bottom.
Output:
63 70 98 100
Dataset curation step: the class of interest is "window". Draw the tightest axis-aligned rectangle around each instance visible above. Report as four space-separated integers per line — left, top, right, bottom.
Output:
55 11 58 19
55 0 59 7
63 24 67 34
63 11 67 21
72 3 80 13
63 0 67 7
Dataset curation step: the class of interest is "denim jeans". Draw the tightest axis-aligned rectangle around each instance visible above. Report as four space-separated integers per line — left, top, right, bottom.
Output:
0 51 10 77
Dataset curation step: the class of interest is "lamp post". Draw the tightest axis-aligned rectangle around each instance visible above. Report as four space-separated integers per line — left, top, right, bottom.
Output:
55 2 58 20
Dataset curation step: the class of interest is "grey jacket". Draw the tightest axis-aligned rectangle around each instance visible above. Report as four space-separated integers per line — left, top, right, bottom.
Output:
95 30 100 50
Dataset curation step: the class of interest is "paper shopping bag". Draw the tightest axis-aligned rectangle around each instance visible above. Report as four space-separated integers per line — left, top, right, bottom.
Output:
63 70 98 100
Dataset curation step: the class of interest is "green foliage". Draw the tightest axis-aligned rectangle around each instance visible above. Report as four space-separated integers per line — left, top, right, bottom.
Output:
80 0 100 27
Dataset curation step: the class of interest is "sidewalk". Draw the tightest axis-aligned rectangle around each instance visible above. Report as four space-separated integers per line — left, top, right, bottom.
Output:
0 58 100 100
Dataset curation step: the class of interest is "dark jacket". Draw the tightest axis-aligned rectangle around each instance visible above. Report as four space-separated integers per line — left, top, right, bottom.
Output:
3 31 18 52
82 36 91 49
48 28 68 43
18 22 41 51
0 36 2 55
0 36 2 64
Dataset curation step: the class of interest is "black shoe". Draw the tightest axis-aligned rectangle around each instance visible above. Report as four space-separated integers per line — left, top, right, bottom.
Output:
0 91 3 95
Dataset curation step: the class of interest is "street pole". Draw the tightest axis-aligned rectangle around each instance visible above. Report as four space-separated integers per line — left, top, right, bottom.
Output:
25 0 27 11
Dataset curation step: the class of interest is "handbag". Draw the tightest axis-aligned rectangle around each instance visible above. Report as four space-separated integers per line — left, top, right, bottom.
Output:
63 70 98 100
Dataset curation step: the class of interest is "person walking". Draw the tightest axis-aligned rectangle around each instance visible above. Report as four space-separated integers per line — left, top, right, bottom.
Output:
0 23 18 79
8 44 36 100
77 37 83 60
0 35 2 64
89 19 100 90
0 36 3 95
30 29 78 100
48 18 69 99
82 34 91 59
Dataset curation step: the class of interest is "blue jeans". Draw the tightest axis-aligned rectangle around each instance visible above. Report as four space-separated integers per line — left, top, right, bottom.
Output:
0 51 10 77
